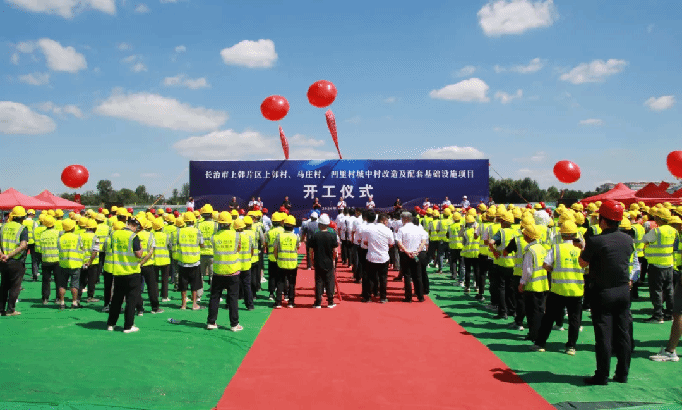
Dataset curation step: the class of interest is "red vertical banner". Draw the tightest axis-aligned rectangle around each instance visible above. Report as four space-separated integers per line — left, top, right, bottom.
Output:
74 194 82 203
325 110 342 159
279 126 289 160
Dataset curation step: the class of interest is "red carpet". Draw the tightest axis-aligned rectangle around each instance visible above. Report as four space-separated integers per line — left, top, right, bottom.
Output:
217 254 554 410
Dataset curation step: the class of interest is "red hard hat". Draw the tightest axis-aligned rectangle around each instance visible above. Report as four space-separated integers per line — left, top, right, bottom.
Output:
187 207 193 212
98 207 103 213
599 199 624 222
419 210 426 216
127 207 133 213
279 206 286 212
166 207 172 213
239 209 245 215
283 209 289 215
173 211 180 217
262 208 268 214
526 204 533 209
329 221 337 230
432 205 439 210
539 202 546 208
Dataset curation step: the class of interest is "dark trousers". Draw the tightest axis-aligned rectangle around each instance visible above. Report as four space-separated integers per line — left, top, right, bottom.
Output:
512 276 525 326
648 265 674 319
365 261 388 300
137 265 160 311
536 293 583 348
208 274 240 327
239 269 254 309
478 255 490 296
463 257 478 290
632 256 648 298
268 260 279 295
28 245 38 279
352 244 361 280
155 265 170 299
450 249 462 280
103 270 113 307
489 260 501 307
357 247 368 282
41 262 60 301
277 267 297 305
107 273 141 330
314 267 335 305
590 285 632 381
251 263 260 296
401 253 424 301
427 241 439 269
501 267 516 316
524 291 545 341
79 264 99 299
0 260 24 314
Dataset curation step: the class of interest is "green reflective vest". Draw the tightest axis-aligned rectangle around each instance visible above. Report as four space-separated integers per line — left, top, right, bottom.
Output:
58 232 84 269
137 230 155 267
429 219 440 242
153 231 171 266
478 222 492 256
512 233 528 277
22 219 36 244
448 221 463 250
39 228 60 263
549 243 584 297
276 232 298 269
238 231 254 271
95 223 110 249
177 226 201 265
1 221 25 260
110 229 141 276
213 229 240 275
244 228 259 263
267 226 284 262
494 227 516 268
102 236 114 273
524 242 548 292
645 225 677 266
437 218 451 242
632 223 645 257
198 220 217 256
462 226 479 258
34 225 47 253
81 231 98 265
674 233 682 270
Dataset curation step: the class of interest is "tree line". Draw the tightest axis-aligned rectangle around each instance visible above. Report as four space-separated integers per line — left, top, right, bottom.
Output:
488 177 607 204
59 180 190 207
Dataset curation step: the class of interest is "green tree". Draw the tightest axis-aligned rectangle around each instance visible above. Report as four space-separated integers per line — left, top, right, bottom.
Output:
117 188 138 204
135 185 151 203
97 180 113 203
180 182 190 199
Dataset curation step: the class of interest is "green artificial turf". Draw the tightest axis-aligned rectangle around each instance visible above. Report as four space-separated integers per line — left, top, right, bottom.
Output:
0 257 272 410
428 268 682 409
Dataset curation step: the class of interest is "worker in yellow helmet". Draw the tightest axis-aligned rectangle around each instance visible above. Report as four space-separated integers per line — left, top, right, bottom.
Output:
57 219 85 309
0 206 30 316
78 218 101 304
198 204 217 287
177 211 204 310
273 215 299 308
23 209 39 281
517 225 548 343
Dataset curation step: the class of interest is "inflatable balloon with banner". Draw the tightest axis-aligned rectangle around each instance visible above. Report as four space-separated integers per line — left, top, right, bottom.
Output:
261 95 290 159
667 150 682 179
307 80 341 159
61 165 89 189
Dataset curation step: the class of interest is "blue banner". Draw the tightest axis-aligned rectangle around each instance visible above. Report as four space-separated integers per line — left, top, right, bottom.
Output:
190 159 489 220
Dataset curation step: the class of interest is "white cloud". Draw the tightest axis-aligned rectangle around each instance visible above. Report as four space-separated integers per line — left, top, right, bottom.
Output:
94 90 228 131
131 62 147 72
140 173 160 178
11 53 19 65
134 3 149 13
429 78 489 102
560 59 627 84
163 74 209 89
122 54 147 72
478 0 557 37
456 65 476 77
383 97 396 103
173 129 336 160
511 57 544 73
175 45 186 53
37 101 83 118
514 151 546 162
494 65 506 73
62 105 83 118
647 24 655 33
111 173 121 178
6 0 116 18
37 38 87 73
644 95 675 111
579 118 603 126
19 72 50 85
117 42 132 51
420 146 486 160
289 134 325 147
220 39 277 68
17 41 36 53
0 101 56 134
494 89 523 104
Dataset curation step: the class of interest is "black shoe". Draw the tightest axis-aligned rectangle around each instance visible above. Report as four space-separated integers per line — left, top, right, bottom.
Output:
247 306 255 311
493 314 508 320
380 299 388 303
361 298 370 303
392 277 403 281
402 299 412 303
584 376 608 386
417 298 425 302
612 375 628 383
475 295 484 301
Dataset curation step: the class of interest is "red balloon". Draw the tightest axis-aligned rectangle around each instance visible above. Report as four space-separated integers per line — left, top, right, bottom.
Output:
553 160 581 184
260 95 289 121
307 80 337 108
61 165 89 189
667 150 682 179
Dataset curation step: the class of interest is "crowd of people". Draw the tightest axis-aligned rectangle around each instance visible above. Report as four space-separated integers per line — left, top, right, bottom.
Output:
0 196 681 384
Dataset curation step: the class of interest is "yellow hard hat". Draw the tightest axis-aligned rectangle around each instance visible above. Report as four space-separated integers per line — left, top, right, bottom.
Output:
465 215 475 223
638 201 645 207
47 209 56 217
95 213 106 222
619 217 632 231
467 208 477 216
11 206 27 217
27 209 35 215
664 202 672 209
628 210 638 220
586 203 597 212
486 208 497 218
43 216 55 228
533 203 542 210
183 211 196 223
559 220 578 234
111 205 119 212
500 211 514 224
217 211 233 224
152 217 164 230
547 220 555 227
629 203 639 211
658 208 672 220
255 210 263 217
596 201 602 207
443 208 452 216
38 213 46 222
285 215 296 226
193 210 200 217
496 207 507 217
272 212 285 222
175 217 186 228
521 214 535 226
477 203 487 212
668 215 682 225
512 208 522 219
116 208 129 217
212 211 219 221
233 218 246 230
574 213 585 226
452 212 461 221
167 215 176 225
102 209 110 215
56 209 64 217
78 217 88 227
523 224 542 240
112 221 125 231
201 204 214 214
62 219 76 232
146 212 155 220
243 216 253 225
86 219 97 230
163 213 174 222
230 209 239 217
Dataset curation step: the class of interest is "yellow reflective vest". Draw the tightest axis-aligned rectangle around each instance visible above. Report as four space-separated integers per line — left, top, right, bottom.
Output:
213 229 240 275
645 225 677 266
39 228 60 263
177 226 201 265
198 220 217 256
58 232 84 269
110 229 141 276
523 242 548 292
549 243 584 297
153 231 171 266
276 231 298 269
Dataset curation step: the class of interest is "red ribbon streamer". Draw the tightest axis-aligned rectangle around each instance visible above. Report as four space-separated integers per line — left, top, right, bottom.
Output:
325 109 342 159
279 126 289 160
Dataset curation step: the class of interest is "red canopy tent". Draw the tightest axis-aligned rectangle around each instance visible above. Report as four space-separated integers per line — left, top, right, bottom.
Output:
34 190 85 210
0 188 54 210
673 188 682 199
580 183 637 205
634 182 674 199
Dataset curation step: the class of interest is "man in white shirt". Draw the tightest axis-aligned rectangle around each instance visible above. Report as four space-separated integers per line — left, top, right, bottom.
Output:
337 197 347 212
362 213 395 303
335 210 348 265
350 209 364 282
186 197 195 211
460 196 470 209
423 198 431 209
443 197 452 207
396 212 427 302
366 196 375 209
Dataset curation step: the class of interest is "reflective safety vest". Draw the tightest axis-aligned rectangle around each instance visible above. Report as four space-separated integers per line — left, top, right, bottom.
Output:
549 243 584 297
102 236 114 273
137 230 155 267
276 232 298 269
478 222 492 256
429 219 440 242
523 242 549 292
164 224 179 260
548 226 562 245
239 231 254 271
213 229 240 275
485 223 500 258
632 223 645 257
577 226 587 239
645 225 677 266
198 220 217 256
58 232 84 269
80 231 98 265
512 233 528 277
22 219 36 244
244 228 259 263
34 225 47 253
437 218 451 242
422 217 433 232
1 221 25 260
462 226 479 258
39 228 60 263
674 233 682 270
152 231 171 266
494 227 516 268
448 221 463 250
54 219 63 232
539 227 551 251
267 226 284 262
110 229 141 276
177 226 201 265
95 223 110 250
589 224 602 236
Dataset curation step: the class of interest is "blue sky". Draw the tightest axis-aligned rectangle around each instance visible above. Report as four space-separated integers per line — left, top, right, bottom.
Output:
1 0 681 198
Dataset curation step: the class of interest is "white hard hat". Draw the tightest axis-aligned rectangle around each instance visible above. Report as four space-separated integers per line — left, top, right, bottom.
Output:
318 214 331 226
463 195 467 199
